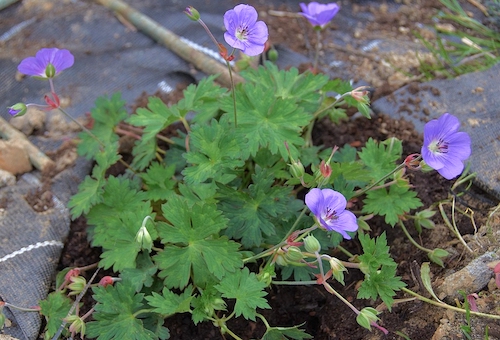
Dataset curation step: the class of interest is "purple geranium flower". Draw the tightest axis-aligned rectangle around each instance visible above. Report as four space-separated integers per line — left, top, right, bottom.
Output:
17 48 74 78
223 4 268 56
299 2 340 29
305 188 358 239
421 113 471 180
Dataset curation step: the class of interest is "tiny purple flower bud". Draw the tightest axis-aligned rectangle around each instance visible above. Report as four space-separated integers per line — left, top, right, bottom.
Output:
299 2 340 29
17 48 74 79
421 113 471 180
305 188 358 239
223 4 269 56
8 103 27 117
184 6 200 21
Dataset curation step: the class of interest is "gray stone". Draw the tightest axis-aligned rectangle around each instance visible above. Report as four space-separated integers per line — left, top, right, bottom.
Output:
436 252 499 302
372 63 500 199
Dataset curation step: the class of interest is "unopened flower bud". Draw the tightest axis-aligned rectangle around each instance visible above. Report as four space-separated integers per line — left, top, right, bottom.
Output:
99 276 115 287
66 315 86 338
268 48 279 62
65 268 81 282
356 307 380 331
329 257 347 284
135 225 153 252
67 276 86 296
184 6 200 21
285 246 304 263
319 160 332 179
274 248 288 266
8 103 27 117
289 159 305 179
350 86 370 103
45 63 56 78
304 235 321 253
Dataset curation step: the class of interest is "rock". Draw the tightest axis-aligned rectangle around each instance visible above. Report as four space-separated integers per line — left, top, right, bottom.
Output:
0 139 32 175
372 62 500 200
0 169 16 187
436 252 499 302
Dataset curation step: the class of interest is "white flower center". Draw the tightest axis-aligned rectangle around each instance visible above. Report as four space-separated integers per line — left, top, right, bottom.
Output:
428 138 449 154
236 26 248 41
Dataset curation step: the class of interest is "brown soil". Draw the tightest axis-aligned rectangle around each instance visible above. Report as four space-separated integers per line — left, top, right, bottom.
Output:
51 1 500 340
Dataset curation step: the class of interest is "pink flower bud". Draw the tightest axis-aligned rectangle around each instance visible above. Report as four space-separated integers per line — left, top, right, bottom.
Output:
99 276 115 287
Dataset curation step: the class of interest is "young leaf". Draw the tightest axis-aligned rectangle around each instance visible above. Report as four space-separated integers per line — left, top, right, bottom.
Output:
67 175 104 219
179 74 226 123
218 166 300 248
86 176 153 271
214 267 270 321
357 264 406 309
182 116 245 184
127 96 181 170
39 291 73 339
139 162 176 201
357 233 406 309
146 286 193 315
358 138 402 181
362 185 423 226
121 252 158 292
77 93 127 160
240 62 328 113
154 196 242 289
86 282 156 340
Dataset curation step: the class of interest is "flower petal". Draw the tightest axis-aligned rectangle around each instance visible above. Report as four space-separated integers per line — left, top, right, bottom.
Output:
18 56 46 77
447 131 471 160
321 188 347 212
305 188 324 217
436 155 465 179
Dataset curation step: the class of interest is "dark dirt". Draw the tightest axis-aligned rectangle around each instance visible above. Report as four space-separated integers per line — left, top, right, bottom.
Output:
48 1 500 340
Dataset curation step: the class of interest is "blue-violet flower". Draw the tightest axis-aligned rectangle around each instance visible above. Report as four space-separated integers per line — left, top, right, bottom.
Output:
17 48 74 78
299 2 340 29
223 4 269 56
305 188 358 239
421 113 471 180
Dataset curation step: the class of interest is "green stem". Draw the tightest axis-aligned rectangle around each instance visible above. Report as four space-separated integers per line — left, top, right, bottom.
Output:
398 220 433 253
3 302 39 312
132 308 155 318
272 280 316 285
336 245 355 258
401 287 500 320
438 200 473 253
226 60 238 127
57 107 104 148
353 161 407 198
156 133 175 144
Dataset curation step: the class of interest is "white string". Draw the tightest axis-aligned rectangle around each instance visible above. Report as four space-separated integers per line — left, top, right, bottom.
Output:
0 240 64 263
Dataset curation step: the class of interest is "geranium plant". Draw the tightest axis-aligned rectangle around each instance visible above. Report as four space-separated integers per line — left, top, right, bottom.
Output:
4 3 499 340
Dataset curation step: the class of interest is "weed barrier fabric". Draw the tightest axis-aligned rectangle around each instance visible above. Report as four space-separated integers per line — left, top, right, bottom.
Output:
0 152 92 340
